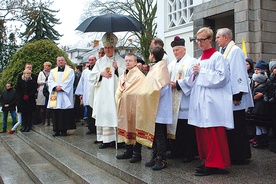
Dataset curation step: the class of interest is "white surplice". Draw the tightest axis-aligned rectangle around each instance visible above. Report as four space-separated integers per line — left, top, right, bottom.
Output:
221 41 254 110
47 66 74 109
75 68 93 106
188 52 234 129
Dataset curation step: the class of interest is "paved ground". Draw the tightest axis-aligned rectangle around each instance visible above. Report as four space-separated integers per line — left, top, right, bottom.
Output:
38 123 276 183
1 122 276 183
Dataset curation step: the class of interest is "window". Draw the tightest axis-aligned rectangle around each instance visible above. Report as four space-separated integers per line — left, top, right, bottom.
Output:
167 0 196 28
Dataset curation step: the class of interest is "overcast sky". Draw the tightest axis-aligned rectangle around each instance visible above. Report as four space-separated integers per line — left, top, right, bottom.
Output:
50 0 130 47
51 0 88 46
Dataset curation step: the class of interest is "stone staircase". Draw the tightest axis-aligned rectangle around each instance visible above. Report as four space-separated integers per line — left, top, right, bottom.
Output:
0 127 126 184
1 123 276 184
0 140 34 184
0 123 188 184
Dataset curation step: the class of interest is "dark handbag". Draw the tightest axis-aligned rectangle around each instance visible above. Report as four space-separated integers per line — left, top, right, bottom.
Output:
43 83 49 98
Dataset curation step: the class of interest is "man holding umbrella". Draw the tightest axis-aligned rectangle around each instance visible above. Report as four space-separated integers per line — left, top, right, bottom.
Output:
89 32 126 149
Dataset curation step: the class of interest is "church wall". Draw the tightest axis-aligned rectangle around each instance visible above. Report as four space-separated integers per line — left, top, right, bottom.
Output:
157 0 276 62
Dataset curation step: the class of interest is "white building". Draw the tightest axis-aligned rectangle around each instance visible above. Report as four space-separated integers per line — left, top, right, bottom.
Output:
157 0 276 62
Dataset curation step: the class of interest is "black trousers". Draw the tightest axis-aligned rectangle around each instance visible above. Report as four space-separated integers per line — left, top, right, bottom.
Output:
152 123 167 159
170 119 198 158
227 110 251 161
52 109 76 133
86 106 96 132
22 112 33 130
74 95 83 121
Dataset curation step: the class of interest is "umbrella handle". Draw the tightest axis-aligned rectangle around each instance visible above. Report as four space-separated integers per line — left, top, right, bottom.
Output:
112 52 118 70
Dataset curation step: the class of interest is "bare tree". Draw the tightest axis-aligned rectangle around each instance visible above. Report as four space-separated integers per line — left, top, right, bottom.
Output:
0 0 31 20
81 0 157 63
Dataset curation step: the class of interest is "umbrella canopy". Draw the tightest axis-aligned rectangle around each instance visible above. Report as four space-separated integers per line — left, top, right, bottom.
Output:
76 13 146 33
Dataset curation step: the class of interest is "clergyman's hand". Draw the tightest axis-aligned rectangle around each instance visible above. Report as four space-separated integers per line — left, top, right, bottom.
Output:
101 70 112 78
193 63 200 76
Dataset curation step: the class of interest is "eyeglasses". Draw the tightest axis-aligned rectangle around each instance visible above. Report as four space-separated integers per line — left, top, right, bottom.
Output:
98 52 104 54
195 37 210 42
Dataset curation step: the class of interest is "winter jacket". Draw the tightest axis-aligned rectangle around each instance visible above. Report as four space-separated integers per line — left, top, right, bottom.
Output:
247 82 271 126
0 88 17 111
16 78 37 112
264 74 276 103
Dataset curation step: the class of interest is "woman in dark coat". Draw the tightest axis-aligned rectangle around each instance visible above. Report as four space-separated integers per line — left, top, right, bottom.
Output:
246 58 254 79
247 71 271 148
16 69 37 132
265 64 276 140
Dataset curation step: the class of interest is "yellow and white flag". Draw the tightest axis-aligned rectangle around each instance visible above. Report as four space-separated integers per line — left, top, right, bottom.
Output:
242 38 247 57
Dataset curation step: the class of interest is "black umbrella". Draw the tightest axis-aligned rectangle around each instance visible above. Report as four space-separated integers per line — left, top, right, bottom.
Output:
76 14 146 32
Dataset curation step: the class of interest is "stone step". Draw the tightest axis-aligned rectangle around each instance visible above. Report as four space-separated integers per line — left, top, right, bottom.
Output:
0 139 34 184
0 134 76 184
31 123 276 184
3 122 276 183
17 130 127 184
31 124 192 184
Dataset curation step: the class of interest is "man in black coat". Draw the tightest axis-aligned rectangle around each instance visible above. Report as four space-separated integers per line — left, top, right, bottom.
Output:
0 83 17 133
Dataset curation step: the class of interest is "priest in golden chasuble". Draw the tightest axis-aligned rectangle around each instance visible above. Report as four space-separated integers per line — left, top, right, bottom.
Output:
115 53 145 163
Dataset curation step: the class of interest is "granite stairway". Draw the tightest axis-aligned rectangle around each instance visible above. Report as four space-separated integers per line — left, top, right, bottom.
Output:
0 127 127 184
2 123 276 184
0 123 193 184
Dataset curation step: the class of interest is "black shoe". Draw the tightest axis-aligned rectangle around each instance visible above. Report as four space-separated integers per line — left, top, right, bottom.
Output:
60 132 67 136
152 159 167 170
145 158 156 167
167 153 182 159
86 130 94 134
195 164 205 172
195 166 219 176
53 132 60 137
116 142 125 149
94 140 102 144
99 143 110 149
0 130 7 133
252 142 264 149
116 153 132 159
231 159 250 165
129 155 141 163
183 157 194 163
270 147 276 153
110 141 115 147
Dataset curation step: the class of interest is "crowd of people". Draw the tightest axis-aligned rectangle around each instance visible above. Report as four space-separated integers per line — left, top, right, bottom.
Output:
1 27 276 176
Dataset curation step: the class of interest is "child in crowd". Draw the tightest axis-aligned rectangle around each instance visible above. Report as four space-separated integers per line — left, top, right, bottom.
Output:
247 61 271 148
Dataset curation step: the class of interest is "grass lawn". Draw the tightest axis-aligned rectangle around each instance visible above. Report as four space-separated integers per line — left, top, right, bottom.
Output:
0 113 17 131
